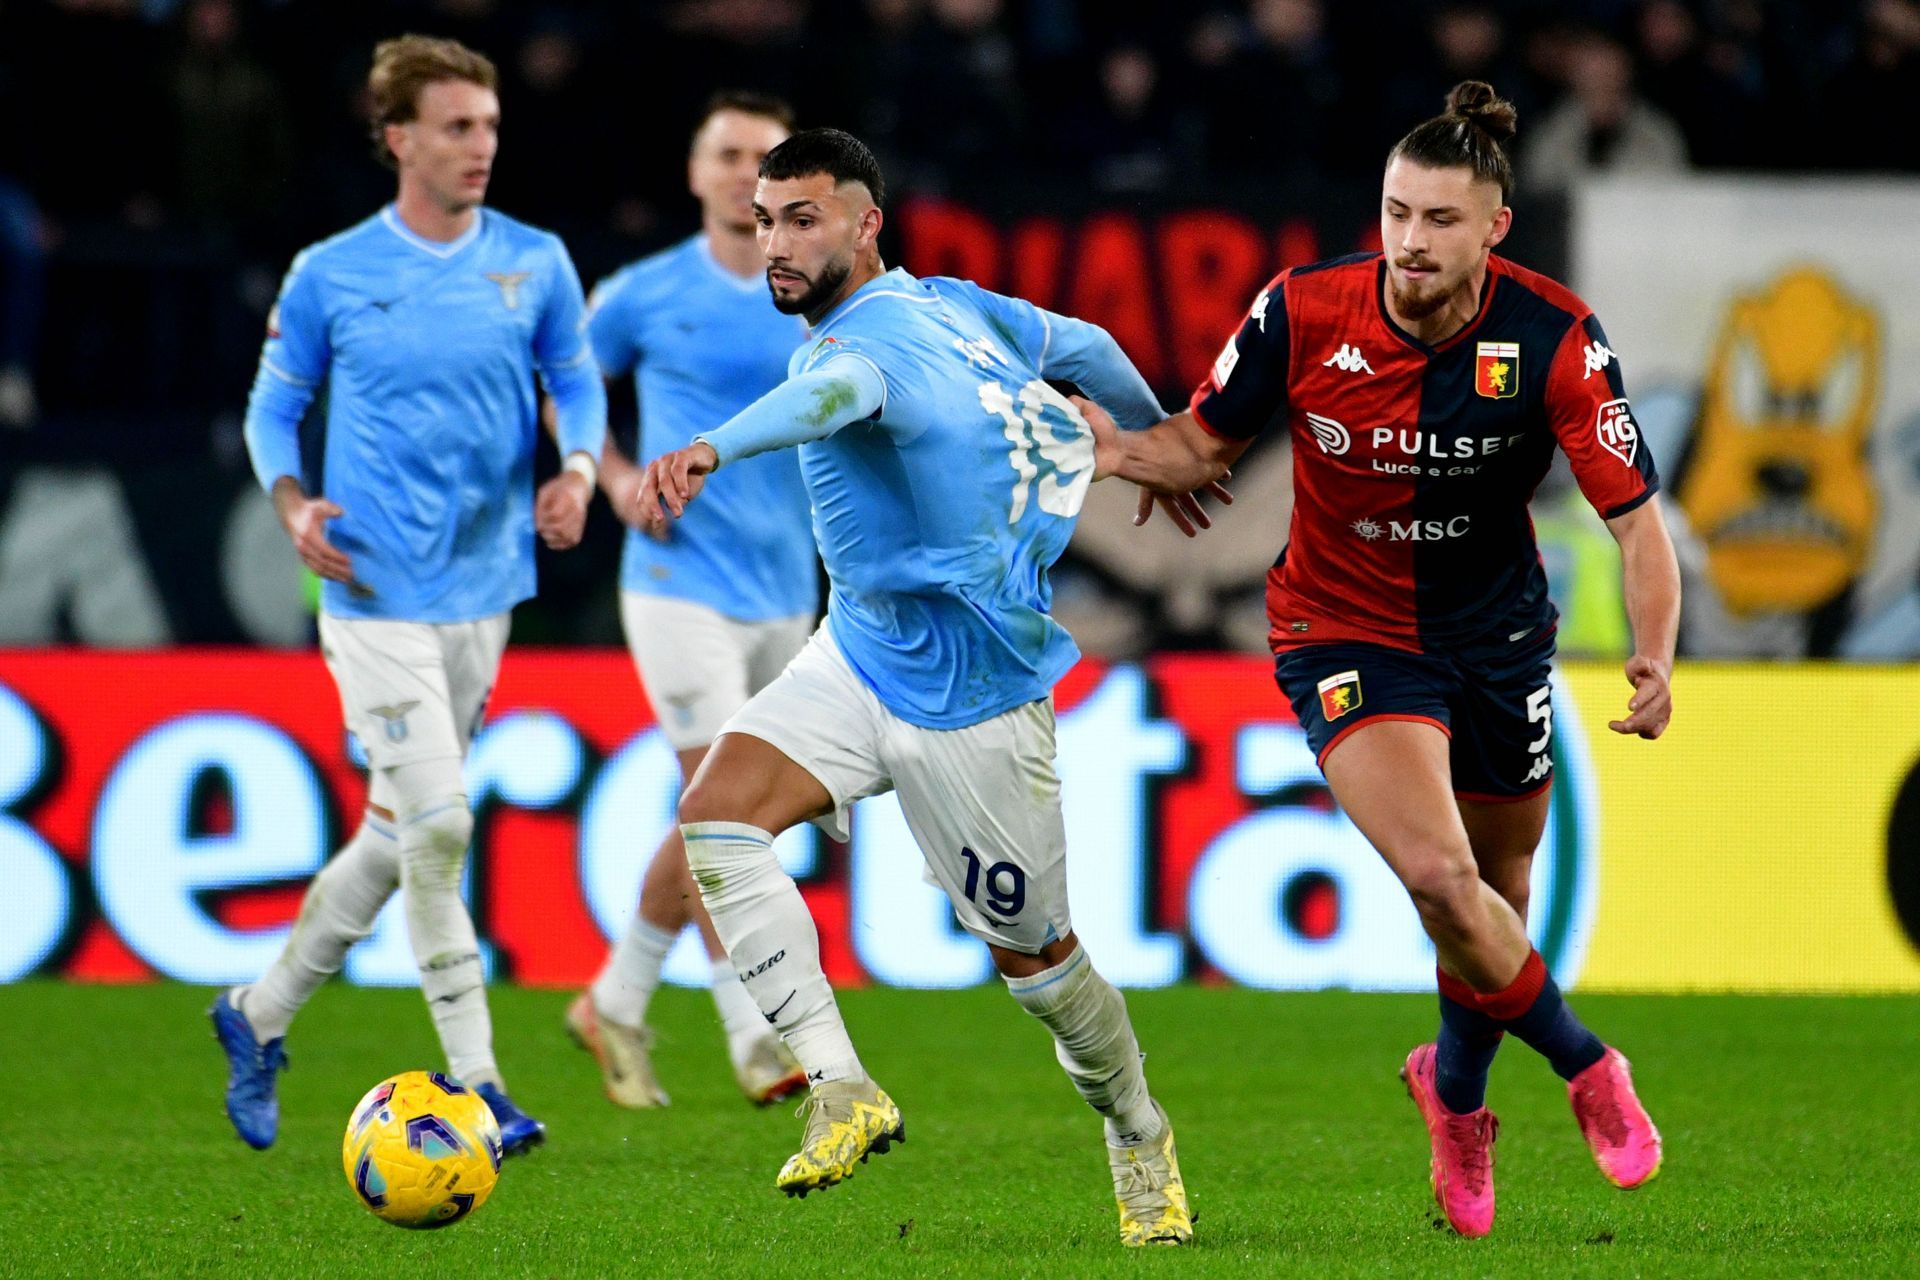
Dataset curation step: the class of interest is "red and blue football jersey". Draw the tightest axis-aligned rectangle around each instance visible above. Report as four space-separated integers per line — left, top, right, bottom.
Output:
1190 252 1658 654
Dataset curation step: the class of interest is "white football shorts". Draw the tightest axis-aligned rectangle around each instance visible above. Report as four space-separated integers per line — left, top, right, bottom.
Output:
721 625 1072 955
620 592 814 752
318 611 510 770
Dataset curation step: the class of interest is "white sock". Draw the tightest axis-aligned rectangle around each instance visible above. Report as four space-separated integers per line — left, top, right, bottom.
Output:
683 821 862 1085
709 957 771 1063
238 814 399 1041
1005 944 1163 1146
590 916 678 1029
393 761 500 1089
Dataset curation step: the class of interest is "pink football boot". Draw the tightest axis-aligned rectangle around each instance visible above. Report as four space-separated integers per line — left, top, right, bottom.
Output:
1401 1043 1498 1238
1569 1047 1663 1189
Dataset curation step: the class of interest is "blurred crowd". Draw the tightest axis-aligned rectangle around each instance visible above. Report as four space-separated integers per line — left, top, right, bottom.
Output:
1 0 1917 435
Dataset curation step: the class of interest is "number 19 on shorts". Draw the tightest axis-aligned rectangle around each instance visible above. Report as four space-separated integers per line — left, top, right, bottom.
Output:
960 847 1026 919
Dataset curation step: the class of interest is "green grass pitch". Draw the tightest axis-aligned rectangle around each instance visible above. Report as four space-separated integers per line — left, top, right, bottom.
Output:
3 983 1917 1278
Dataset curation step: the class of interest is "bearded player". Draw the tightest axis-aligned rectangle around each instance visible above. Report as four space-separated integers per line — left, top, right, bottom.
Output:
217 35 605 1156
567 92 811 1111
634 128 1198 1246
1086 82 1676 1237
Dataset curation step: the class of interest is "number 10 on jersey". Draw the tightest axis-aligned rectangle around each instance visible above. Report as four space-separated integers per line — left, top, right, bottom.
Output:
979 379 1095 524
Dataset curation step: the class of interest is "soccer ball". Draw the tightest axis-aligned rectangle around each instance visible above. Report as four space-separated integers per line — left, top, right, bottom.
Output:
341 1071 503 1229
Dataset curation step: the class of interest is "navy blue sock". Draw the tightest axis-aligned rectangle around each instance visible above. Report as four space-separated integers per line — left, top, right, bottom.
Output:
1434 981 1503 1114
1481 951 1606 1081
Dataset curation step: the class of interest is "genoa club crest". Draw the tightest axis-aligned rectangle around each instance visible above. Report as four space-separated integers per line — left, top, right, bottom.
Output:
1317 670 1363 722
1475 342 1519 399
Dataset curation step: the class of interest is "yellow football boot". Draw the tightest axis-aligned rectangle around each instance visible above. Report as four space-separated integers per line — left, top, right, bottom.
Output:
776 1078 905 1197
1109 1103 1193 1247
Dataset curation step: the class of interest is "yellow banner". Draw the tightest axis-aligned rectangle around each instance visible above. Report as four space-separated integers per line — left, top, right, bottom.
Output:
1562 662 1920 991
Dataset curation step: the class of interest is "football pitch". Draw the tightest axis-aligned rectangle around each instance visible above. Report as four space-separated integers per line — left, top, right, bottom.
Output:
3 984 1916 1278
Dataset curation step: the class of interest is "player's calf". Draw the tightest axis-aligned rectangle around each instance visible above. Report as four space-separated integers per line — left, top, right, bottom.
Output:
1003 943 1192 1246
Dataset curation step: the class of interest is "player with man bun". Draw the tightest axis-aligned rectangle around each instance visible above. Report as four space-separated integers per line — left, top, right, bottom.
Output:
1085 81 1677 1238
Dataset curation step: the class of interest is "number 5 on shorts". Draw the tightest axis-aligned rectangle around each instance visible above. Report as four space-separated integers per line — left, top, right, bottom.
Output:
960 847 1026 918
1525 685 1553 753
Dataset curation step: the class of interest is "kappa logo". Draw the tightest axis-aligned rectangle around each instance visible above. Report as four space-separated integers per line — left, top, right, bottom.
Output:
1304 411 1351 455
1322 343 1376 375
485 271 531 309
1581 339 1617 380
368 701 420 743
1250 291 1271 333
1523 753 1553 783
1595 397 1639 465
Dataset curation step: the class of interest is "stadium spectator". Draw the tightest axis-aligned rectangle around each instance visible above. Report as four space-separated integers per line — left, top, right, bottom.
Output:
1195 0 1347 181
892 0 1028 188
1054 45 1186 195
168 0 293 242
1820 0 1920 170
1520 30 1689 192
1632 0 1766 167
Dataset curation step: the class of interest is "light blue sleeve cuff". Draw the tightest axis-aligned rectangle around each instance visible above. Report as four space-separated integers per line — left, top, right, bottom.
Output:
242 362 313 493
695 356 887 468
545 354 608 462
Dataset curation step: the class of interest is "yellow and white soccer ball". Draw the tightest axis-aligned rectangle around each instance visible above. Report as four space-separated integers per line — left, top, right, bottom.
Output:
342 1071 503 1229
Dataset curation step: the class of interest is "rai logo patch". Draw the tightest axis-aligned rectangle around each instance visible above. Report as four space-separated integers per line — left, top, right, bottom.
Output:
1594 398 1639 466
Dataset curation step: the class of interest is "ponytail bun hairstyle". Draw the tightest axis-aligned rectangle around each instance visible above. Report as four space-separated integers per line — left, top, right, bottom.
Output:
1388 80 1519 201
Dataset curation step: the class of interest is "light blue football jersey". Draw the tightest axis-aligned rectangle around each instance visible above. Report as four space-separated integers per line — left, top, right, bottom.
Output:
587 236 814 620
777 268 1162 729
244 206 606 623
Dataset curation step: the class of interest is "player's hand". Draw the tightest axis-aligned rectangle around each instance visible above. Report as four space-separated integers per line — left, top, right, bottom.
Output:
636 442 717 534
276 488 354 583
1609 654 1672 739
535 470 591 550
1132 478 1234 538
1075 394 1127 482
599 454 649 529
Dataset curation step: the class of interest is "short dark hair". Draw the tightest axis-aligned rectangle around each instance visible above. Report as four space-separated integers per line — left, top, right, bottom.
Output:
691 89 796 145
1387 80 1518 203
759 128 886 208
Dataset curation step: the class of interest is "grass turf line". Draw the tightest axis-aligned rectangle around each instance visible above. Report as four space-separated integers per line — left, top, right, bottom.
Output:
0 983 1916 1278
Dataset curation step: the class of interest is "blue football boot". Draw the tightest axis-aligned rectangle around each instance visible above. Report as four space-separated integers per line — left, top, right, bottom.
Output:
475 1082 547 1156
209 989 287 1150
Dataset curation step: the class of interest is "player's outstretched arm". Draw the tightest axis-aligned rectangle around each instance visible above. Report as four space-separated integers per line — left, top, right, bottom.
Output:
1076 397 1245 537
1604 497 1681 739
636 359 887 533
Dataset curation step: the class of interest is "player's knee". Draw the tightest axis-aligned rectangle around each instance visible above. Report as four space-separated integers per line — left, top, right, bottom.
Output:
309 852 385 944
677 771 760 828
1403 857 1482 935
399 798 473 892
